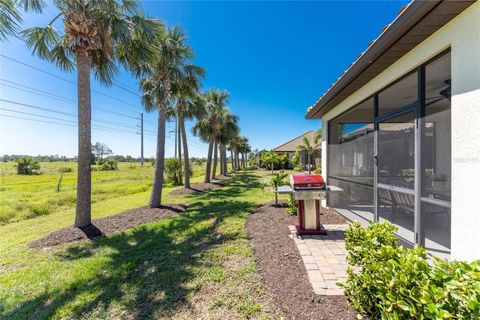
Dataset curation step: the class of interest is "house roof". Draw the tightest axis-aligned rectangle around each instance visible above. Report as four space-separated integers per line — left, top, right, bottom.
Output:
306 0 475 119
272 130 319 153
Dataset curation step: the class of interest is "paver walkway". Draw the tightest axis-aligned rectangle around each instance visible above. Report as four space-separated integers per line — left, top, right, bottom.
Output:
289 224 349 296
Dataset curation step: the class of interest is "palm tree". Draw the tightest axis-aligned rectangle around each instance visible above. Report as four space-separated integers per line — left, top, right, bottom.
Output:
228 135 241 172
217 113 239 176
314 128 322 144
173 85 206 188
140 26 197 208
22 0 159 227
0 0 44 40
192 89 229 183
269 170 288 206
298 136 319 174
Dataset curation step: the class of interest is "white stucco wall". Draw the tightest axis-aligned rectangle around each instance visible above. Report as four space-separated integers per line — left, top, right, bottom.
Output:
319 2 480 261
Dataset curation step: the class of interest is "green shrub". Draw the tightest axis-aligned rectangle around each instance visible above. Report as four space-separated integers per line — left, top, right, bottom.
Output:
24 203 51 219
0 209 15 225
341 221 480 319
291 151 300 170
286 195 297 216
100 159 118 171
58 167 73 173
344 221 398 266
164 158 182 185
16 157 41 175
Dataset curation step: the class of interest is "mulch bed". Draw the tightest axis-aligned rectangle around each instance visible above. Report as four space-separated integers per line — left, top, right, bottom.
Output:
29 204 186 249
169 182 226 195
246 202 356 320
319 206 348 224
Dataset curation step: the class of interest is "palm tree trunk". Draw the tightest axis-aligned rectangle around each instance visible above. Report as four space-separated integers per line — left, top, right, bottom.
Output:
177 116 183 185
212 140 218 179
230 149 234 173
241 152 245 169
74 50 92 228
180 116 190 188
149 104 167 208
308 152 311 174
205 139 213 183
223 146 228 175
236 151 240 170
219 144 224 176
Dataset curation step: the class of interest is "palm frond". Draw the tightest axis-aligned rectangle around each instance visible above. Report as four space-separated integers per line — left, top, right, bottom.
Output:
21 25 63 62
0 0 21 40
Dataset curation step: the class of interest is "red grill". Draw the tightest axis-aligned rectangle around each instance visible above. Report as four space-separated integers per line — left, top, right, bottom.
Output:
290 174 325 190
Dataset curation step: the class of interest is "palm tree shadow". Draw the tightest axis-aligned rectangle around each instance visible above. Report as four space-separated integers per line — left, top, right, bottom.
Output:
6 200 255 319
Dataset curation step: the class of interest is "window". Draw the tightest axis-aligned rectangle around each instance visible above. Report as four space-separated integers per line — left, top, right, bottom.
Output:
378 72 418 116
326 50 452 258
328 98 375 223
420 51 451 258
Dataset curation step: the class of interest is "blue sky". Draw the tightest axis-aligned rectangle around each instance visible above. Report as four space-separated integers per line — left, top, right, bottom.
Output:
0 1 408 158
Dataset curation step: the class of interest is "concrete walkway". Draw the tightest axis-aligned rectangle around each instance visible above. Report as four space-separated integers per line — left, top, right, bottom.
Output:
289 224 349 296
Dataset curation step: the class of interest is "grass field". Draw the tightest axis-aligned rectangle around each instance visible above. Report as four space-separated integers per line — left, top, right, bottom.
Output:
0 161 208 225
0 167 290 319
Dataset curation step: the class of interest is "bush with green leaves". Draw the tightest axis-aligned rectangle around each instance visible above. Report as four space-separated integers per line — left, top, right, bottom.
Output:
15 157 41 175
58 167 73 173
286 195 297 216
164 158 182 185
291 151 301 171
341 221 480 319
99 159 119 171
268 170 288 205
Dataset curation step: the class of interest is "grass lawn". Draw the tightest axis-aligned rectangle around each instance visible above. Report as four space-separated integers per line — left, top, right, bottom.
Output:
0 161 210 225
0 168 290 319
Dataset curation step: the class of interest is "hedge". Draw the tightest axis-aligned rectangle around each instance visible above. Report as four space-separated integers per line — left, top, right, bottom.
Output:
341 221 480 320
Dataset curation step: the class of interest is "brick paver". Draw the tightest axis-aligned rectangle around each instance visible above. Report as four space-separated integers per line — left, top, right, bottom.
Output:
288 224 349 296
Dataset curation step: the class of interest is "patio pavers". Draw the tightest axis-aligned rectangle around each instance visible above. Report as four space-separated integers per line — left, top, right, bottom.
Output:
288 224 349 296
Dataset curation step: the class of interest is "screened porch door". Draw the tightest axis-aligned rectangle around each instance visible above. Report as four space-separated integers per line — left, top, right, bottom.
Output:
375 111 416 244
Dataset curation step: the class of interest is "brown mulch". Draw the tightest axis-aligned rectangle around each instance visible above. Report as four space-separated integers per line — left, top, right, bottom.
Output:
29 204 187 249
169 182 226 195
319 206 348 224
246 202 356 320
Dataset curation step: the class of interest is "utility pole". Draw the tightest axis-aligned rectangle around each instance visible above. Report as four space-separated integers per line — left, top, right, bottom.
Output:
140 113 144 166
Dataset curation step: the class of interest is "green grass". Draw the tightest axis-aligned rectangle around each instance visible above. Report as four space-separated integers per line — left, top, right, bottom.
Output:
0 161 209 225
0 169 289 319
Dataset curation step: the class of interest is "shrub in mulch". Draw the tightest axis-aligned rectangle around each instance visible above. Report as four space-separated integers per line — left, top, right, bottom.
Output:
169 182 226 195
29 204 186 249
246 202 356 320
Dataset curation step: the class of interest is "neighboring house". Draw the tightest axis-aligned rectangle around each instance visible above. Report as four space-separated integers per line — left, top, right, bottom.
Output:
306 1 479 262
272 130 321 170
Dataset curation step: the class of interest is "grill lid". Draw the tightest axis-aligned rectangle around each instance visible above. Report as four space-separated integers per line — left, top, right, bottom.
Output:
290 174 325 188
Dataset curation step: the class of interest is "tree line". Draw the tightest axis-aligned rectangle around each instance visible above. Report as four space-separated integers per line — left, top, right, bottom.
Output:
1 0 251 229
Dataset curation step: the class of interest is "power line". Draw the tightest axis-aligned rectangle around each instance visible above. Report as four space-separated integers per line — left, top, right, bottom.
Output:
0 99 155 132
0 79 143 120
0 54 143 111
0 113 142 135
0 108 147 135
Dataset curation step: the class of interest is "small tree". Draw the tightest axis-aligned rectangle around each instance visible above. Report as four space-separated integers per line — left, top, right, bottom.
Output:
278 154 288 169
164 158 182 185
16 157 40 175
298 137 320 174
269 170 288 206
261 151 279 174
292 151 301 171
92 142 113 164
100 159 118 171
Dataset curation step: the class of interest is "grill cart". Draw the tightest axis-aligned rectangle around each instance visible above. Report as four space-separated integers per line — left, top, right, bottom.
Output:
289 174 342 235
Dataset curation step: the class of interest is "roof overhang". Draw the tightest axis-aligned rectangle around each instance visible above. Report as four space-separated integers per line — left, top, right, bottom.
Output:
306 0 476 119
